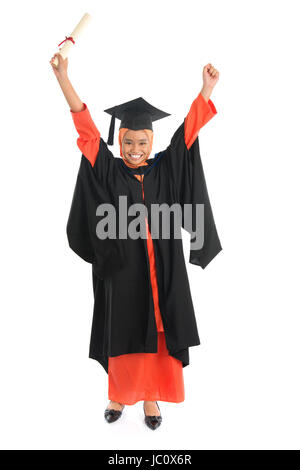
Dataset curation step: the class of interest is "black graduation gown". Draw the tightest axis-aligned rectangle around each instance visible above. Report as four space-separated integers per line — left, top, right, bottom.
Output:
67 118 222 373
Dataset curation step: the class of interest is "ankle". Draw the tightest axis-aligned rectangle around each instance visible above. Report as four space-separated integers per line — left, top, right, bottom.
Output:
108 400 124 410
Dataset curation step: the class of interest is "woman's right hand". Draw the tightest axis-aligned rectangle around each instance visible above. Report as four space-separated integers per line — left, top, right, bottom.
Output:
49 52 68 80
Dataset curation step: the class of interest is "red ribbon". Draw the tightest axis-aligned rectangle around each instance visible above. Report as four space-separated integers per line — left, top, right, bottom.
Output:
57 36 75 47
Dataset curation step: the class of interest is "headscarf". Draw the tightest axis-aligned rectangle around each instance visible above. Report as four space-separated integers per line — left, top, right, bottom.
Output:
118 128 153 168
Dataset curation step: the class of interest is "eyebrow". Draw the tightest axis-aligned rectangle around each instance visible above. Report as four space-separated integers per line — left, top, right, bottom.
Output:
124 138 148 142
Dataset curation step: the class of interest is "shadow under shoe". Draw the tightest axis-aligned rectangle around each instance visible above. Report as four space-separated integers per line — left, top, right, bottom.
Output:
104 403 125 423
143 401 162 430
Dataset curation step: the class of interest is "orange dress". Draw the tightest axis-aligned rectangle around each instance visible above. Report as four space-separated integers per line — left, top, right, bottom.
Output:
71 92 217 405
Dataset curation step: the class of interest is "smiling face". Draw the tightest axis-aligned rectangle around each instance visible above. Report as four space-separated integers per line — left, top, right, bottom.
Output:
122 130 151 166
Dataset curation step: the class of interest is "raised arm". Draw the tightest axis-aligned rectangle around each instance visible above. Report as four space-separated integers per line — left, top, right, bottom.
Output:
49 52 100 166
50 52 84 112
184 63 220 149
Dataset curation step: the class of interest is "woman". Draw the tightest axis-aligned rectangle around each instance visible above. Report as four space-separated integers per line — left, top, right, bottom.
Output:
50 52 221 430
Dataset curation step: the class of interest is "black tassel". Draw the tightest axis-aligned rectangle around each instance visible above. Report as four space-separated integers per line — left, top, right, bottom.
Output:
107 112 116 146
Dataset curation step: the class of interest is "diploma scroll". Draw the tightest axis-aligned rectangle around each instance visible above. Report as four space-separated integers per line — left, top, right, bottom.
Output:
53 13 91 66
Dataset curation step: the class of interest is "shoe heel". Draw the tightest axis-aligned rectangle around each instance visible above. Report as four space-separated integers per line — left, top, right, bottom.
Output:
143 402 162 430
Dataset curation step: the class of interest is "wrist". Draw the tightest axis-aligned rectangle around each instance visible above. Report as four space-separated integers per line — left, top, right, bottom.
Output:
56 73 69 83
200 86 213 102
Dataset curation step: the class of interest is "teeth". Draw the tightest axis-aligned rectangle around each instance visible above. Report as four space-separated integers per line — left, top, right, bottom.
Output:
130 154 142 159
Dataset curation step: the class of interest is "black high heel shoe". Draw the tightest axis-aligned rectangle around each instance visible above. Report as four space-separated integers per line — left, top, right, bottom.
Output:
143 401 162 430
104 402 125 423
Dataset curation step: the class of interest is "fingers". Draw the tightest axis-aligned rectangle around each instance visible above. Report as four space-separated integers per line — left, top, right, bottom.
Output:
49 52 68 70
49 52 61 61
49 53 62 69
49 55 58 69
205 63 219 78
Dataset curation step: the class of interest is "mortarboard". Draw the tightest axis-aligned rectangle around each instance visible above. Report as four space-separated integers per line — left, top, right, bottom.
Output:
104 97 171 146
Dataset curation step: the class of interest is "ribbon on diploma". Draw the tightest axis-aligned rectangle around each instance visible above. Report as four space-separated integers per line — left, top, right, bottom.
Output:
58 36 75 47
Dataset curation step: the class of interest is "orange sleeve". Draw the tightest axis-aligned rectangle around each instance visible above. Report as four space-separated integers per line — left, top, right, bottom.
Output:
184 92 217 150
70 103 101 167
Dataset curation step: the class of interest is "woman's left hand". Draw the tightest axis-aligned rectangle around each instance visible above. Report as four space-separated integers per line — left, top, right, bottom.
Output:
202 63 219 90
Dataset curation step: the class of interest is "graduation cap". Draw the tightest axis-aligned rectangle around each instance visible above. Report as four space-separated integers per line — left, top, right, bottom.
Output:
104 97 171 146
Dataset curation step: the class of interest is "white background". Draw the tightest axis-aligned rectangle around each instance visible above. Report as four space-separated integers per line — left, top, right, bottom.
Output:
1 0 299 450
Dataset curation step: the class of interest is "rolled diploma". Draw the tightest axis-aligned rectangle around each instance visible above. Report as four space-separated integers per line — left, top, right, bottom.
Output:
53 13 91 66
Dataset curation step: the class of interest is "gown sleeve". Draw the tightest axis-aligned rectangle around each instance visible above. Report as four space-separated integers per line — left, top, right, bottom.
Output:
70 103 100 167
184 91 217 149
70 103 115 184
67 105 124 276
162 92 222 269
